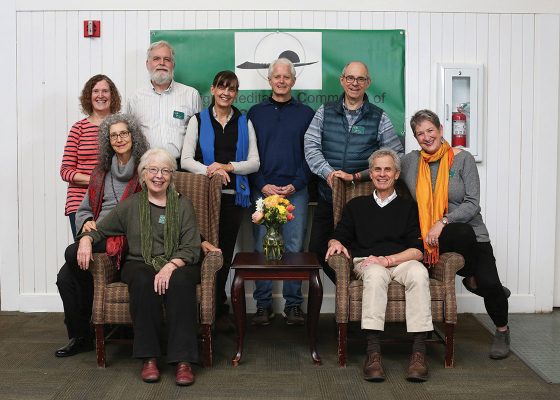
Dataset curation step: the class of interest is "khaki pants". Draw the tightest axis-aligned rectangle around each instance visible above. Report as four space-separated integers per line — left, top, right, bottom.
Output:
353 258 433 332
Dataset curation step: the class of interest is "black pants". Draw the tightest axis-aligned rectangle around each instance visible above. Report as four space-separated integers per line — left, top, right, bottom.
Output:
216 193 245 315
121 260 201 364
439 223 509 327
56 240 107 339
309 199 336 283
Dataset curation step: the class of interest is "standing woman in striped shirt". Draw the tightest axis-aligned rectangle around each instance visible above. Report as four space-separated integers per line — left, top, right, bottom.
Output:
60 75 122 237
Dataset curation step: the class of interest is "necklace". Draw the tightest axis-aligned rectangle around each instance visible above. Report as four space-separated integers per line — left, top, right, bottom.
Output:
110 172 119 203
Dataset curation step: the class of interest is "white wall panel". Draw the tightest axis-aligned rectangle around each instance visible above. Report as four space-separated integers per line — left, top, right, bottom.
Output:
519 15 535 295
532 14 559 312
44 11 59 293
7 8 560 313
17 11 34 295
475 13 489 218
508 14 523 293
495 15 512 284
54 11 71 272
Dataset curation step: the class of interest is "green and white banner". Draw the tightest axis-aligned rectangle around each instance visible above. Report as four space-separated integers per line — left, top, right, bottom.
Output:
152 29 405 138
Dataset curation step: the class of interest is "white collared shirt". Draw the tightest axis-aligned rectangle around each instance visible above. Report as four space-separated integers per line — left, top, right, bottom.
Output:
126 80 202 159
373 189 397 208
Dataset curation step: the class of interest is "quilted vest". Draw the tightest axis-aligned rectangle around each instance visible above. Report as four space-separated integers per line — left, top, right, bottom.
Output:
319 94 384 202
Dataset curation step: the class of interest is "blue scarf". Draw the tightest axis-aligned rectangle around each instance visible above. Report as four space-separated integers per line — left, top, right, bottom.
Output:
199 107 251 208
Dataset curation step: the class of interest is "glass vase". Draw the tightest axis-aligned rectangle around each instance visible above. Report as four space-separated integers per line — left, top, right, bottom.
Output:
262 224 284 261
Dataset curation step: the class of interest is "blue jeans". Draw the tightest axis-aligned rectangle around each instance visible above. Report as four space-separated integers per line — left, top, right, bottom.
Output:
68 212 77 239
252 187 309 309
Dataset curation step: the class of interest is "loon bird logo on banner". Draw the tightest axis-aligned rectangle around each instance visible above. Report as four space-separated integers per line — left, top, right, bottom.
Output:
235 31 322 90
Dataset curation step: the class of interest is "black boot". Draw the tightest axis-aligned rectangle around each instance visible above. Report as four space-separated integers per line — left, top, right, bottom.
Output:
55 337 94 357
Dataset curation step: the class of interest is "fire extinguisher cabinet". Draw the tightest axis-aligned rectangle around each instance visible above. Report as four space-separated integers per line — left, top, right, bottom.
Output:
436 64 484 162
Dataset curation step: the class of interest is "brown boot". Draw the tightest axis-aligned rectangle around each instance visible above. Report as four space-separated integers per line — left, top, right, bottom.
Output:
407 352 428 382
363 352 385 382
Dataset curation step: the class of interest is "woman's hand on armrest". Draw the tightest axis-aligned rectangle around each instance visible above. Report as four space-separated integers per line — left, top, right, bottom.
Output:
201 241 221 255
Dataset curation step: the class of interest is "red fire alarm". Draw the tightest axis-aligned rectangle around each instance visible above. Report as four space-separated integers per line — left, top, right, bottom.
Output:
84 20 101 38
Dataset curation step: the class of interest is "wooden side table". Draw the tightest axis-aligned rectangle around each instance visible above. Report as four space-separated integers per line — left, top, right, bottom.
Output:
230 252 323 366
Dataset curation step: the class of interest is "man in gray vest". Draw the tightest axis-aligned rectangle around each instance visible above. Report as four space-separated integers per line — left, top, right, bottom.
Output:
304 61 404 282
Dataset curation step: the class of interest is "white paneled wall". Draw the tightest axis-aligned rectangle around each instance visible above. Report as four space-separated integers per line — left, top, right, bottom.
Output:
8 9 560 312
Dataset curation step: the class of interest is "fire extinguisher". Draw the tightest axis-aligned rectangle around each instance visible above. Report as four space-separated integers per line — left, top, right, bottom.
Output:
452 110 467 147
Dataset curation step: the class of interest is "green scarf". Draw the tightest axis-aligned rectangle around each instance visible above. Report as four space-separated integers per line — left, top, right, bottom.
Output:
139 184 180 271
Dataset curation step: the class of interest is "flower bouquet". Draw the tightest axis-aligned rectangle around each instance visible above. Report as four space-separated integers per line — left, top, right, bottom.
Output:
252 195 295 260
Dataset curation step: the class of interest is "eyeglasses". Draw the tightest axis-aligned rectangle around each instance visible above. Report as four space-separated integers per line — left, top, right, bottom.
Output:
109 131 130 141
342 75 369 85
144 167 174 177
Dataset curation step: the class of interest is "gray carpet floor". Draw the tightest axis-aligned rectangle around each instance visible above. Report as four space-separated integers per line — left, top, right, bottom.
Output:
475 311 560 384
0 312 559 400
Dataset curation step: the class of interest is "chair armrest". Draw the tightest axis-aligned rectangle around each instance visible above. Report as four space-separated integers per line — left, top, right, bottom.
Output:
89 253 117 324
328 253 351 323
199 250 224 325
430 252 465 283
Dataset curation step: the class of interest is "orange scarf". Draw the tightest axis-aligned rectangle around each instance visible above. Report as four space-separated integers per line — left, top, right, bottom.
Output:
416 141 454 265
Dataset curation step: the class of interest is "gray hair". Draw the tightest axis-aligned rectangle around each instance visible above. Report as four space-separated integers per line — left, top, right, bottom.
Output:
341 61 370 79
267 58 296 79
97 113 150 172
146 40 175 64
138 148 177 185
410 109 442 136
368 148 401 172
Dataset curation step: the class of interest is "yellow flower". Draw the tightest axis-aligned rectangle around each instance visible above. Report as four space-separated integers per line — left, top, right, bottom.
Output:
253 194 295 226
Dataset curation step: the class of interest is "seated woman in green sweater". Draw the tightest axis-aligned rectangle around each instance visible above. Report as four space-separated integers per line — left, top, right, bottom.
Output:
76 148 201 386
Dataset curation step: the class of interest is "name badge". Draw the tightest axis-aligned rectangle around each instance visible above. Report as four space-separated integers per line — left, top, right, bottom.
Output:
173 111 185 120
449 170 455 178
350 125 365 135
158 215 166 224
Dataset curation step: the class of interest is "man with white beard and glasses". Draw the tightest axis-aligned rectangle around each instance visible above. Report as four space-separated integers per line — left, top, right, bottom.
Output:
127 41 202 165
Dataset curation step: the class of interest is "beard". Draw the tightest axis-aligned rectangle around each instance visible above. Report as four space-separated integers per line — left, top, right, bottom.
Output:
150 69 173 85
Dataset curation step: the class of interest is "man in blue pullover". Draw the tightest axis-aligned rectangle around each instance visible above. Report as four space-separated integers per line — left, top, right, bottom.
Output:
304 61 404 283
248 58 315 326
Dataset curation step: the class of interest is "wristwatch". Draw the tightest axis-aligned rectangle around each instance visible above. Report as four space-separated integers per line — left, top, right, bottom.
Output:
440 216 449 226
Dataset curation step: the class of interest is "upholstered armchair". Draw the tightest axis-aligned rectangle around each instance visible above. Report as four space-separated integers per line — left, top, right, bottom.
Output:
328 177 464 368
89 172 224 368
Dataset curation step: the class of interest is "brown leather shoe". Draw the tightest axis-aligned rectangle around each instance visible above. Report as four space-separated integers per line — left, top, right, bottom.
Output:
176 362 195 386
363 352 385 382
141 358 160 383
407 352 428 382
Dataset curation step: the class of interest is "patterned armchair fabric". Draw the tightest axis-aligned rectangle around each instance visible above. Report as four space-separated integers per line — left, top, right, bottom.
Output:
328 177 464 368
89 172 224 368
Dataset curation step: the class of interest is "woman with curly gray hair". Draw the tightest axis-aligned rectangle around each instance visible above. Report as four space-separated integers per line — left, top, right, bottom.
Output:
55 113 149 358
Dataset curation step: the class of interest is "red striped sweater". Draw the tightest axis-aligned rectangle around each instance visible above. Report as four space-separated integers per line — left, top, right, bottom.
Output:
60 118 99 215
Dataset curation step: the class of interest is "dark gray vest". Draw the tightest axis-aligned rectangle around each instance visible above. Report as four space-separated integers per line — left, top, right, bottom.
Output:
319 95 383 202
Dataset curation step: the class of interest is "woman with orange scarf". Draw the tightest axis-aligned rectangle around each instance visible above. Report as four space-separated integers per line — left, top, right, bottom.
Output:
400 109 510 360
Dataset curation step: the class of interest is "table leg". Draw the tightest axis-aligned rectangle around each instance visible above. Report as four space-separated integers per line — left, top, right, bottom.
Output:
307 270 323 365
231 271 246 366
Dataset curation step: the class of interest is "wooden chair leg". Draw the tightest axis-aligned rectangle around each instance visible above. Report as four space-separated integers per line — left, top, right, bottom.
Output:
95 324 106 368
444 322 455 368
337 323 348 367
201 324 213 367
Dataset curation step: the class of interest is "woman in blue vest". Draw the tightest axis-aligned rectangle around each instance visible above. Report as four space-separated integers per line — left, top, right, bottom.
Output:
181 70 260 332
